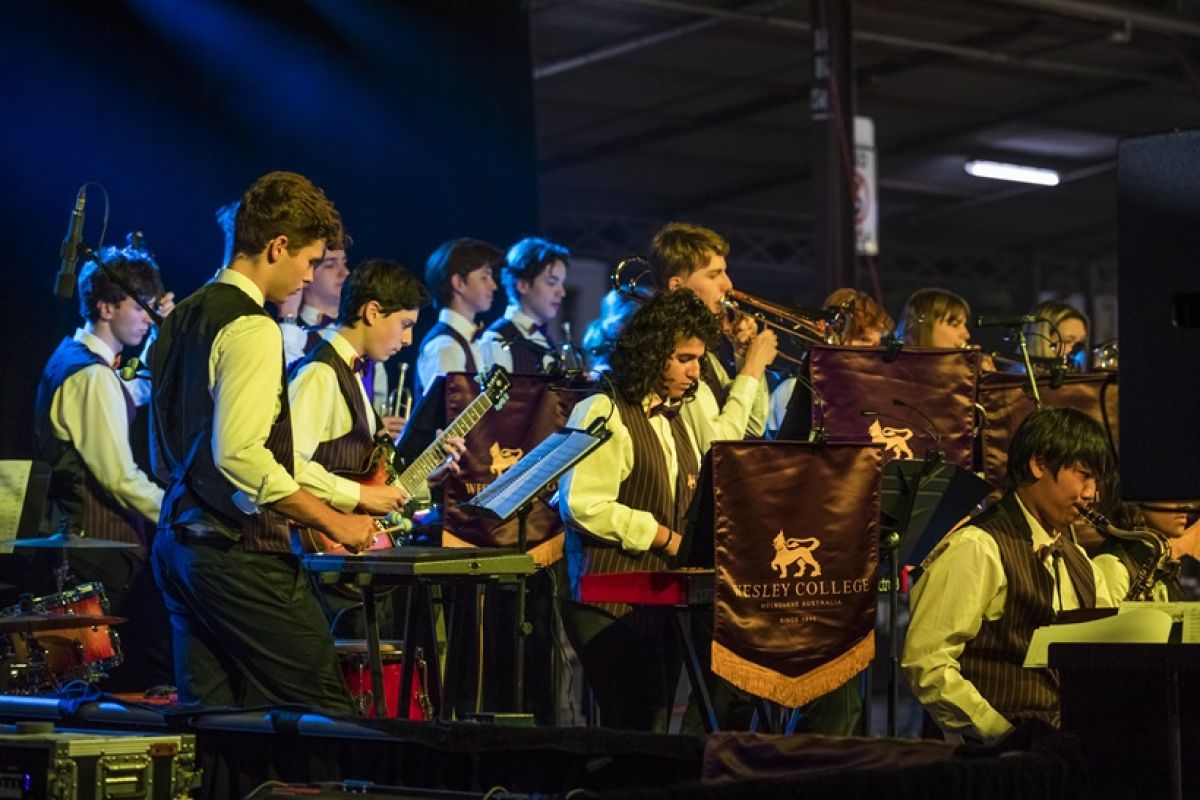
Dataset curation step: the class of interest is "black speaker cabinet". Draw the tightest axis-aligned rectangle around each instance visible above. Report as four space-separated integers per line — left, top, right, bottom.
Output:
1117 130 1200 502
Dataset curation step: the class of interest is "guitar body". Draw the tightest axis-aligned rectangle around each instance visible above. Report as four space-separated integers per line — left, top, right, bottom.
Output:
298 366 513 561
298 441 403 555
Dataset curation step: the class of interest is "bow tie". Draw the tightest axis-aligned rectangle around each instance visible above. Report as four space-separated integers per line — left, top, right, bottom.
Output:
310 313 337 329
350 356 373 376
648 402 681 421
528 323 550 339
1035 533 1065 561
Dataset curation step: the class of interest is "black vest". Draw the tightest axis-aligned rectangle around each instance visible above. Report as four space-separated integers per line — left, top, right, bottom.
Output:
151 282 294 552
699 352 729 408
958 493 1097 726
34 338 148 547
486 318 552 375
567 395 699 618
416 319 477 396
292 340 377 475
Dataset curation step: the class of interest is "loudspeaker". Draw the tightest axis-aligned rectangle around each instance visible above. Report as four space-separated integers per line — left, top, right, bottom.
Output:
1117 130 1200 501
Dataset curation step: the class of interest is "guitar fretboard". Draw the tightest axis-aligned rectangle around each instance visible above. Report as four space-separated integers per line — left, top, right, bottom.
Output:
397 391 497 495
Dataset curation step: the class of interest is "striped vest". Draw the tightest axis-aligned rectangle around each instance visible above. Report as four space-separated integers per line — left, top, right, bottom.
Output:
959 493 1097 725
152 282 294 553
34 338 148 548
699 352 729 408
294 341 377 475
571 396 699 617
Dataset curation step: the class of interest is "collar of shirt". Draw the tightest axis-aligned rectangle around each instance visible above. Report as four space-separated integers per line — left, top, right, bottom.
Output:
300 304 336 328
73 328 116 367
1014 493 1058 556
323 329 363 369
438 308 479 340
504 306 548 340
215 268 266 307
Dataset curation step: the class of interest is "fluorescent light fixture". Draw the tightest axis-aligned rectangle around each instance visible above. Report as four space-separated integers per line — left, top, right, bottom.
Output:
964 160 1060 186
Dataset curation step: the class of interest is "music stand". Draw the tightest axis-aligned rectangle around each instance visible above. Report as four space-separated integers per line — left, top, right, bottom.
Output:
459 419 612 712
878 457 992 736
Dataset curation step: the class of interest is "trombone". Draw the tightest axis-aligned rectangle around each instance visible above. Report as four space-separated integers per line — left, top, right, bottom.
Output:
611 256 852 366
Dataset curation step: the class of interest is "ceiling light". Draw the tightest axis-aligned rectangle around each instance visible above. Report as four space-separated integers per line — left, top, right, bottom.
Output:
964 160 1060 186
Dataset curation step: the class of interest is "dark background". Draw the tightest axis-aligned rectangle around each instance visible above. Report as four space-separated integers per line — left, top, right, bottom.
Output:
0 0 538 458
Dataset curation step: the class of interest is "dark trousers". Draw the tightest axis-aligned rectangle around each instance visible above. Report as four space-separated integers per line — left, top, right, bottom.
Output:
150 528 353 714
559 599 681 732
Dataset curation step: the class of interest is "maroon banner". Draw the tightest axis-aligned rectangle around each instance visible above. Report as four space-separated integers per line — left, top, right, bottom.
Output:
440 373 577 563
977 371 1119 494
711 441 881 707
808 345 981 470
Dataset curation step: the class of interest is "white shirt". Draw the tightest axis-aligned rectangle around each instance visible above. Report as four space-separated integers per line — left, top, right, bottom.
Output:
417 308 485 394
478 306 556 373
48 329 164 524
208 269 301 512
560 393 705 553
694 351 769 440
288 331 374 513
281 304 389 409
902 495 1116 741
767 377 797 436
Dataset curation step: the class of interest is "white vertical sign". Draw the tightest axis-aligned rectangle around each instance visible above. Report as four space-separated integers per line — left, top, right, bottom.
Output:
854 116 878 256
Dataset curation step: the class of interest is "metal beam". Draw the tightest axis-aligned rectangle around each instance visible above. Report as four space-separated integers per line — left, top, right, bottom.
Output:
988 0 1200 40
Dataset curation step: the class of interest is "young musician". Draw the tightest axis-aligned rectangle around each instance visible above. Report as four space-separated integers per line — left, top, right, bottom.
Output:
289 259 427 522
647 222 775 442
478 237 569 374
767 288 894 436
559 289 756 730
36 248 165 544
35 247 175 690
151 171 376 712
1025 300 1089 370
903 407 1116 742
895 288 972 349
415 238 501 397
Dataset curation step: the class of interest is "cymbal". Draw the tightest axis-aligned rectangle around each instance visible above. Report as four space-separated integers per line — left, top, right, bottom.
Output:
11 533 140 550
0 614 126 633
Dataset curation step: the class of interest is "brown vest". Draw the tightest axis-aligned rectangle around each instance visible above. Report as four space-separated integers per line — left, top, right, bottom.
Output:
299 341 378 475
700 353 729 408
959 493 1097 725
573 396 699 617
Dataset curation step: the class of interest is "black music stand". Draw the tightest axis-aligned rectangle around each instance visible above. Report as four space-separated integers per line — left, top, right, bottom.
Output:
877 457 992 736
459 419 611 713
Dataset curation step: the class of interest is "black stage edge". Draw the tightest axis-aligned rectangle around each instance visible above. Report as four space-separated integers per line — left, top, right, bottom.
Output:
0 696 1085 799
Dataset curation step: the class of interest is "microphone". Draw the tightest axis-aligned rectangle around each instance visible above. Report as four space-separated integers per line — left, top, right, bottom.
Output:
892 398 944 458
55 187 87 299
975 314 1039 328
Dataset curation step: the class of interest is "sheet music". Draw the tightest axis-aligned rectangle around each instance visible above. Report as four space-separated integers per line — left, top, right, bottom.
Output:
0 461 33 552
467 429 604 520
1120 601 1200 643
1024 607 1174 667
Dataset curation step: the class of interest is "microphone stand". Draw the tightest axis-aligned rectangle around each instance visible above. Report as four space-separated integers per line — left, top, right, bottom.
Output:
1011 324 1043 408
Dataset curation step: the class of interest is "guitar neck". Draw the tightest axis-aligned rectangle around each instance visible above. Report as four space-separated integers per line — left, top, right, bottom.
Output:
396 391 497 495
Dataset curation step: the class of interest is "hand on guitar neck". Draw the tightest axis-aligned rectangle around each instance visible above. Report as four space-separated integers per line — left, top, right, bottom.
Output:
426 433 466 487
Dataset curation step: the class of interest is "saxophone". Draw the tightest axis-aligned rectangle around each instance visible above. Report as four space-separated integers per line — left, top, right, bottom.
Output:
1077 505 1173 601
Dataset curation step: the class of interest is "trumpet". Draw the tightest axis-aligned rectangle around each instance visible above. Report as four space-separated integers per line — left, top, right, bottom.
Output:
378 362 414 420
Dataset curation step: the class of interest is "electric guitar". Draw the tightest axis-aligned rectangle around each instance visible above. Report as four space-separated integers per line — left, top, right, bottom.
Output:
299 365 512 554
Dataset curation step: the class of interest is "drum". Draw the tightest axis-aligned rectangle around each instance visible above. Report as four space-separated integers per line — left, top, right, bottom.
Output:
1 583 123 685
335 639 430 719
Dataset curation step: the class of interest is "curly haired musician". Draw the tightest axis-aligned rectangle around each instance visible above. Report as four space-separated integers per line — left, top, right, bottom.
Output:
150 171 377 712
559 289 750 730
903 407 1117 742
478 237 570 375
648 222 774 443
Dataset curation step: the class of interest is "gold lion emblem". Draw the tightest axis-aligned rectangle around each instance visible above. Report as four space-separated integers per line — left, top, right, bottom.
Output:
488 442 523 476
770 531 822 578
868 418 915 460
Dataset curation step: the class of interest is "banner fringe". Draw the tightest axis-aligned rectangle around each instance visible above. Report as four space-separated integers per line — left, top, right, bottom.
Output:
712 632 875 708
